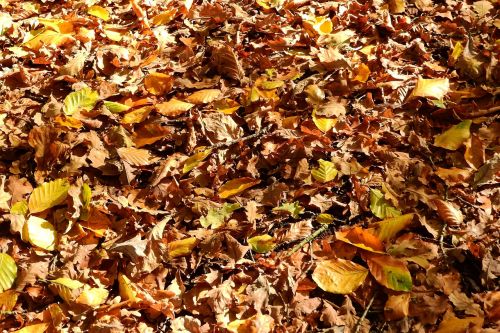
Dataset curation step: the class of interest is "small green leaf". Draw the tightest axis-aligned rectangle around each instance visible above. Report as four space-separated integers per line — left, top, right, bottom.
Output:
103 101 130 113
434 120 472 151
248 234 276 253
272 201 304 219
28 178 70 213
200 203 241 229
63 87 99 115
370 189 401 219
311 159 338 183
0 253 17 293
10 200 28 215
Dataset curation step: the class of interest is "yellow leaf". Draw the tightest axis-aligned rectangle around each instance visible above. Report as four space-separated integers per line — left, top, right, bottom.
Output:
23 216 57 251
389 0 406 14
214 98 240 114
0 290 18 311
13 323 50 333
311 159 338 183
144 72 173 95
371 213 414 242
450 42 464 63
38 18 73 33
76 286 108 307
156 99 194 117
103 101 131 113
151 9 177 26
412 77 450 100
63 87 99 116
185 89 221 104
305 84 325 104
23 29 74 51
118 273 139 303
54 115 83 129
312 112 337 132
248 234 276 253
88 5 110 21
0 253 17 293
336 226 385 253
218 177 261 198
117 147 157 166
103 27 123 41
434 120 471 150
168 237 197 258
121 106 153 124
316 213 335 224
49 278 84 303
312 259 368 294
353 63 371 82
183 148 212 174
308 16 333 35
28 178 69 213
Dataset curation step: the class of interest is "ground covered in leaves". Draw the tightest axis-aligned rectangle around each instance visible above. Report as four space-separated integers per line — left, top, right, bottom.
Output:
0 0 499 332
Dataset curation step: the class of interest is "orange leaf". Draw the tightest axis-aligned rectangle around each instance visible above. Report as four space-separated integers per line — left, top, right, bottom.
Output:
353 63 371 82
144 72 173 95
218 177 261 199
433 199 464 226
435 310 483 333
336 226 385 252
385 293 410 321
185 89 221 104
156 99 194 117
132 123 171 147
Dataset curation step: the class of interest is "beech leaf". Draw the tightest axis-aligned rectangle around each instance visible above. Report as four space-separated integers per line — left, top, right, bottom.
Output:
218 178 260 199
434 120 472 151
370 189 402 219
248 234 276 253
63 88 99 116
28 178 70 213
312 259 368 294
23 216 57 251
311 159 338 183
365 253 412 291
0 253 17 293
433 199 464 226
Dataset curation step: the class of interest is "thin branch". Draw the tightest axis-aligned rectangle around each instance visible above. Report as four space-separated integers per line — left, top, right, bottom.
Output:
354 291 378 333
285 223 330 257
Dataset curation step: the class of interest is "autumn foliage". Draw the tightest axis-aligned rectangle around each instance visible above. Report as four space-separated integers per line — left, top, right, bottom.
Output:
0 0 499 332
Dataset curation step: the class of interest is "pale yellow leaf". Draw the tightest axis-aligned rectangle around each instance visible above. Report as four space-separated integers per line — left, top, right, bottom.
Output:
76 286 108 307
312 259 368 294
88 5 110 21
218 177 261 199
182 148 212 174
28 178 70 213
0 253 17 293
248 234 276 253
118 273 139 303
23 216 57 251
23 29 74 51
434 120 471 151
63 87 99 116
412 77 449 100
168 237 197 258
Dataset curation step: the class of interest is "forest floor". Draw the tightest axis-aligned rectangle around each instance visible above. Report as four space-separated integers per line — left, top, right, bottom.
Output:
0 0 499 332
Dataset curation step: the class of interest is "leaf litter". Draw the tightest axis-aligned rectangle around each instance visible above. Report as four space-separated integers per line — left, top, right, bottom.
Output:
0 0 499 332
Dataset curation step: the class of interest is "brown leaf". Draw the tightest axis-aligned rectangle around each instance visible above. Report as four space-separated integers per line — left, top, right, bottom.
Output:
433 199 464 226
211 44 244 81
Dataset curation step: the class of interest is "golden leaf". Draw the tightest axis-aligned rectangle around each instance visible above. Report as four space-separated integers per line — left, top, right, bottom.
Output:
312 259 368 294
218 177 261 199
0 253 17 293
434 120 472 151
182 148 212 174
13 323 50 333
0 290 18 311
144 72 173 95
28 178 69 213
311 159 338 183
156 99 194 117
385 293 410 321
365 253 412 291
151 9 177 26
121 106 153 124
168 237 197 258
87 5 110 21
118 273 139 303
248 234 276 253
185 89 221 104
412 77 449 100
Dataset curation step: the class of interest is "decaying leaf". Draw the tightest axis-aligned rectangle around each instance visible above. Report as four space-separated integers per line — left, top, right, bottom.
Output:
433 199 464 226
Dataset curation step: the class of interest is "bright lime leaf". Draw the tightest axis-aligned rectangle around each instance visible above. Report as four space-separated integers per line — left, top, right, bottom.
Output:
434 120 472 151
28 178 69 213
312 258 368 294
248 234 276 253
272 201 304 219
370 189 401 219
200 203 241 229
365 253 412 292
63 87 99 115
0 253 17 293
311 159 338 183
103 101 130 113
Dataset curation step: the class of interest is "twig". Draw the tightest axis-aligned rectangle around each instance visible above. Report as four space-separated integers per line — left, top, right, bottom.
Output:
354 291 378 333
439 223 447 259
285 223 330 257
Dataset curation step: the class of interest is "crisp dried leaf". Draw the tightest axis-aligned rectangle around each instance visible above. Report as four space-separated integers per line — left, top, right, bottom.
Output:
151 9 177 26
312 259 368 294
23 216 57 251
385 293 410 320
435 311 483 333
0 289 18 311
0 175 11 211
433 199 464 226
144 72 173 95
248 235 276 253
434 120 472 151
218 178 260 199
156 99 194 116
185 89 221 104
23 29 74 50
117 147 156 166
0 253 17 293
312 110 337 133
370 189 402 219
28 178 69 213
132 123 171 147
311 159 338 183
365 253 412 291
63 88 99 116
183 148 212 174
412 77 449 100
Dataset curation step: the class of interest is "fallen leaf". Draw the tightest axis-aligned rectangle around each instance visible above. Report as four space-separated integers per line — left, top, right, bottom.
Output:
312 259 369 294
412 77 449 100
63 87 99 116
88 5 110 21
385 293 410 320
365 253 412 291
156 99 194 117
248 234 276 253
370 189 402 219
218 178 260 199
23 216 57 251
336 226 385 252
434 120 471 150
144 72 173 95
433 199 464 226
28 178 69 213
311 159 338 183
185 89 221 104
371 214 414 242
0 253 17 293
168 237 198 258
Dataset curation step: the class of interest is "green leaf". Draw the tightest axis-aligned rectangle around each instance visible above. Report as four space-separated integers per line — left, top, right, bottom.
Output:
311 159 338 182
370 189 401 219
63 87 99 115
365 253 412 292
272 201 304 219
0 253 17 293
200 203 241 229
312 259 368 294
434 120 472 151
28 178 70 213
103 100 130 113
10 200 28 215
248 234 276 253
